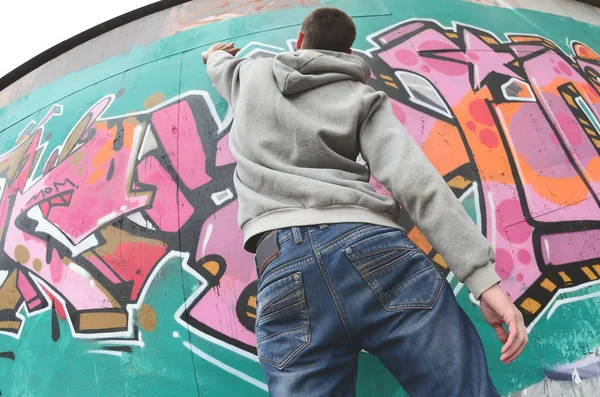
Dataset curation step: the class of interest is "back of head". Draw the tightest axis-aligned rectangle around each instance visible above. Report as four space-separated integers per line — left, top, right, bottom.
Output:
300 8 356 53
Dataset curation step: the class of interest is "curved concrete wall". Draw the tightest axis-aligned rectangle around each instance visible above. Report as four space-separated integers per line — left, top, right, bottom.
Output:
1 0 600 396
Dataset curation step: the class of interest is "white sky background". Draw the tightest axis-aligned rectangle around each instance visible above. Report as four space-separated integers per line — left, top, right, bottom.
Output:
0 0 158 78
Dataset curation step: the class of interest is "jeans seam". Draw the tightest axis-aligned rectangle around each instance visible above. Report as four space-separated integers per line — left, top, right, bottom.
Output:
277 227 308 247
258 299 304 325
260 254 313 286
262 281 302 316
309 228 355 341
292 226 304 244
365 250 420 279
380 264 434 301
257 323 308 343
258 331 310 370
347 250 444 311
257 274 311 370
259 275 303 315
318 225 381 256
347 247 419 261
349 250 418 278
383 278 444 311
279 235 292 245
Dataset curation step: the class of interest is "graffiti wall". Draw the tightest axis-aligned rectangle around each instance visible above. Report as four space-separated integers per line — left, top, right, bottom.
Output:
1 0 599 396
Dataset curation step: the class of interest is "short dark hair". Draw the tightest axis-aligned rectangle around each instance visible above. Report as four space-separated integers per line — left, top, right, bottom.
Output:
300 7 356 53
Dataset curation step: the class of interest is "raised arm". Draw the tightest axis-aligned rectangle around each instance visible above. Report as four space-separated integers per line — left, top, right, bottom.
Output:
204 42 252 105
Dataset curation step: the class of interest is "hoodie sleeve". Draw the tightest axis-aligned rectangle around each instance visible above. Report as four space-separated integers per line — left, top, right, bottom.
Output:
359 90 501 299
206 51 253 105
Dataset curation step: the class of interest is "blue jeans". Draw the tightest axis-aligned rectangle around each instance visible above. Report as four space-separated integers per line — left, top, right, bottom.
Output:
254 223 499 396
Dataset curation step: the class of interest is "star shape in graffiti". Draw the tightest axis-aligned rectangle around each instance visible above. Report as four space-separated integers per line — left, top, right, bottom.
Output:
424 30 520 91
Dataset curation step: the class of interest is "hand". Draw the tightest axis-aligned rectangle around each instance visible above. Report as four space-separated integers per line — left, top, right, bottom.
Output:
203 42 241 63
479 285 528 364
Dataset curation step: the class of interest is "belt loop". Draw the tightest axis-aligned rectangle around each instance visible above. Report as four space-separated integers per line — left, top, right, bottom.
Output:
292 227 303 244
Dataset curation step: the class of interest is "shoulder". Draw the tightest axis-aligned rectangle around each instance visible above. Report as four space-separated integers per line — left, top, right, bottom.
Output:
346 80 387 108
240 56 273 74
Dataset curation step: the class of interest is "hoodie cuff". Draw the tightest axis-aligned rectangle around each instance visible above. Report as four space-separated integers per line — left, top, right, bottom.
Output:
203 50 232 65
462 263 502 300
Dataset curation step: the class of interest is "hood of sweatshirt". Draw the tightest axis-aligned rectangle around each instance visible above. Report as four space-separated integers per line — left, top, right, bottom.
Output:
272 49 371 95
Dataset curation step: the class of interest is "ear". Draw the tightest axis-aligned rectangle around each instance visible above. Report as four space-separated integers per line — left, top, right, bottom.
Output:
296 31 305 50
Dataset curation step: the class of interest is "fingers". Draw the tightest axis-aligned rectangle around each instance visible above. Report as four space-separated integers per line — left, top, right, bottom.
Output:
503 334 526 364
213 43 240 56
480 287 529 365
507 312 529 364
211 42 235 51
493 324 509 344
501 314 517 355
504 334 527 364
205 42 240 62
500 310 528 364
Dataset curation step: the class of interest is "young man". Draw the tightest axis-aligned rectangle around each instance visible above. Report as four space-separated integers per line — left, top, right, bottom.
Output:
204 7 527 396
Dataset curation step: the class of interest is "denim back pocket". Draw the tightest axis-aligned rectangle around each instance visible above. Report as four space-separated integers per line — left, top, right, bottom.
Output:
256 272 310 370
343 230 443 311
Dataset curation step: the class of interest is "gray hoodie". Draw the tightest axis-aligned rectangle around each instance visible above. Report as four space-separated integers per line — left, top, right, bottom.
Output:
206 49 500 299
